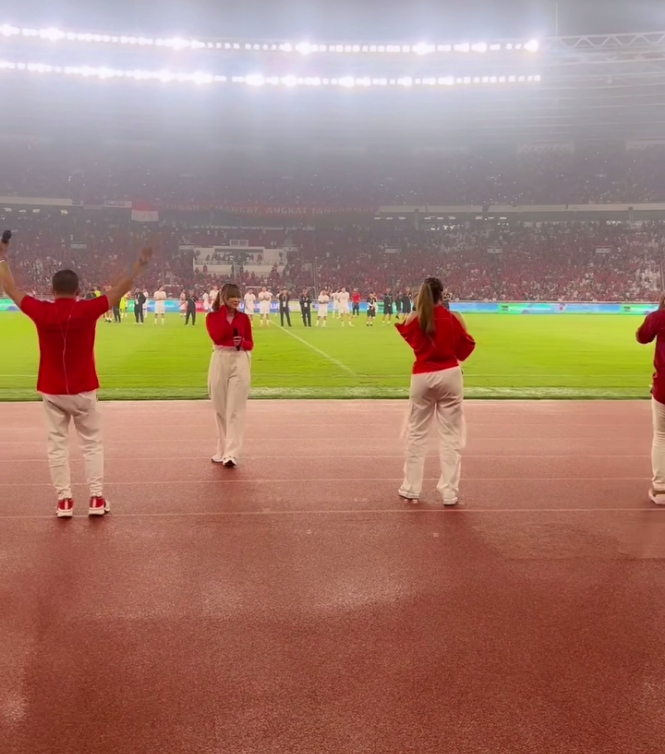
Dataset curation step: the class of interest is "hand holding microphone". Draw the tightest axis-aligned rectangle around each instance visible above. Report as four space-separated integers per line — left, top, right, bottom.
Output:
233 328 242 350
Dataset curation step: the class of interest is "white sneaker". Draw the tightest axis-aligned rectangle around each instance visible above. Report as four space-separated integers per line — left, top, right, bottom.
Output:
211 454 225 464
442 498 459 507
398 489 420 504
649 489 665 505
223 458 237 469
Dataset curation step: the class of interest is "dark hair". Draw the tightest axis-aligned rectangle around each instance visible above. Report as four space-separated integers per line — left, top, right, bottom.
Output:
212 282 242 312
416 277 444 334
52 270 80 296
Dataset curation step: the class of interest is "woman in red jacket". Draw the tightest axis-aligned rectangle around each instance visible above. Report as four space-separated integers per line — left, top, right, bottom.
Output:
395 277 476 505
206 283 254 468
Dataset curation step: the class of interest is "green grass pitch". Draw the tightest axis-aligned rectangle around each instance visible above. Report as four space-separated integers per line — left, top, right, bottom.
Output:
0 312 655 401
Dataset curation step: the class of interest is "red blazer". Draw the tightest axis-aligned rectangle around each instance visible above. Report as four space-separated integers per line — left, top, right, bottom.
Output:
206 308 254 351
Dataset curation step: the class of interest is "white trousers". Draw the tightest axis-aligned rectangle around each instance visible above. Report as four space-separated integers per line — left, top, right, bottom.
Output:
652 398 665 501
41 392 104 501
208 350 251 460
400 367 466 502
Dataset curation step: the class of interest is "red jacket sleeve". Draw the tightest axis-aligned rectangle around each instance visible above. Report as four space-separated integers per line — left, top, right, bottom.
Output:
454 318 476 362
637 310 665 344
206 311 226 344
242 314 254 352
395 317 418 347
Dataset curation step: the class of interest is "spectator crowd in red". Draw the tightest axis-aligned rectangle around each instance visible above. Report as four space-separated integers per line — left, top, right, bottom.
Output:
3 144 665 303
3 210 663 303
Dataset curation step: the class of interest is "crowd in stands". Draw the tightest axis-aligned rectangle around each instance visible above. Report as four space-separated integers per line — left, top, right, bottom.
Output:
3 210 663 303
6 144 665 207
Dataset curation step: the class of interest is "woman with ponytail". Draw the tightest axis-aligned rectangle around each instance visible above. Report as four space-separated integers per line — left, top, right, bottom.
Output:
395 278 476 505
206 283 254 468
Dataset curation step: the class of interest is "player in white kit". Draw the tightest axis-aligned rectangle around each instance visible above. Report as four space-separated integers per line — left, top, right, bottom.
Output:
244 289 257 321
337 287 353 327
202 290 211 314
258 287 272 326
210 286 219 311
317 290 330 326
153 286 167 325
179 290 186 317
332 290 340 319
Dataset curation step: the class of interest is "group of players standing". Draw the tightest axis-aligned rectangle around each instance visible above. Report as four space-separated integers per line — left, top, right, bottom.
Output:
192 286 415 328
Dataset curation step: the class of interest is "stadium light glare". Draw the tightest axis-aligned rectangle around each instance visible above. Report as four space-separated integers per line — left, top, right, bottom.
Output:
525 39 540 52
414 42 434 55
39 27 65 41
0 55 541 88
471 42 487 53
454 43 470 52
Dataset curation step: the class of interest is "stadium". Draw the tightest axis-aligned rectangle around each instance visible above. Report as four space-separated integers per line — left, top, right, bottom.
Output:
2 3 665 752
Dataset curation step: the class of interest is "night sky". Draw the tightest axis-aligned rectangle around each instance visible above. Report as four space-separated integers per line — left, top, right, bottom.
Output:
1 0 663 40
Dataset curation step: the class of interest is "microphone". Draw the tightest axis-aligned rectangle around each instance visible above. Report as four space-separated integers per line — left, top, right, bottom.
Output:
233 327 241 351
1 230 11 244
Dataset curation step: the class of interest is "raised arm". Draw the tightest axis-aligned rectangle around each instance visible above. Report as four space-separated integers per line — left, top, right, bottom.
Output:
0 231 27 308
106 248 153 309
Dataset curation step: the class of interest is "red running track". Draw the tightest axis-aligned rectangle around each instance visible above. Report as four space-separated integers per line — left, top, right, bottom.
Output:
2 399 665 754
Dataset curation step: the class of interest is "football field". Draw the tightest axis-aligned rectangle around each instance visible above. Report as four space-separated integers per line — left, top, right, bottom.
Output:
0 312 655 401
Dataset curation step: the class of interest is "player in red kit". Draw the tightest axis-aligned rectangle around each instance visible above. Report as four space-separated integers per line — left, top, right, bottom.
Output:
0 232 152 518
351 288 361 319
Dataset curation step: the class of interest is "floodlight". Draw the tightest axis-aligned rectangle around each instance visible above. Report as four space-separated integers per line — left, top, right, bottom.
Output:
245 74 265 86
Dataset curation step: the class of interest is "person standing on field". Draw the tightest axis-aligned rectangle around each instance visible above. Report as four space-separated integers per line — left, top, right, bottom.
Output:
185 291 197 325
258 287 272 327
0 232 152 518
396 277 475 506
244 288 256 321
206 283 254 468
317 290 330 326
300 289 312 327
154 286 167 325
338 287 353 327
383 288 394 325
134 288 146 324
637 294 665 504
351 288 361 319
278 289 292 327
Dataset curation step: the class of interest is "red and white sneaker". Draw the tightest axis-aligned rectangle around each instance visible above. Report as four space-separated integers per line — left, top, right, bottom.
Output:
56 498 74 518
89 496 110 516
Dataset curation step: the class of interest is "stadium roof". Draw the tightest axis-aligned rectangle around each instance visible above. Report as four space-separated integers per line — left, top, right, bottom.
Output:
2 27 665 146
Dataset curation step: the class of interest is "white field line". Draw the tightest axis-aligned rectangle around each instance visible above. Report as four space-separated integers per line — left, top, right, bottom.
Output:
276 327 356 375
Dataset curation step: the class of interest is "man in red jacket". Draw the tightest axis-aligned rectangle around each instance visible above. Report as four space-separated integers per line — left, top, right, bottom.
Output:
637 295 665 505
0 233 152 518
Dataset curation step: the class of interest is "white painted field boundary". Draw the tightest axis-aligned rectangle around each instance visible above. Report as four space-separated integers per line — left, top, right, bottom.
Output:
276 327 356 375
0 386 651 401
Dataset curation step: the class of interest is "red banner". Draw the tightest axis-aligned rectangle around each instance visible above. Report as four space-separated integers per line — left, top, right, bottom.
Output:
158 203 377 216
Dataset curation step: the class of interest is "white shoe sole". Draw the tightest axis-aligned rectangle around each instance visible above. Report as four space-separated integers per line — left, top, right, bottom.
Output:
399 491 420 504
443 498 459 507
57 509 74 518
211 456 225 464
89 503 110 516
649 491 665 505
